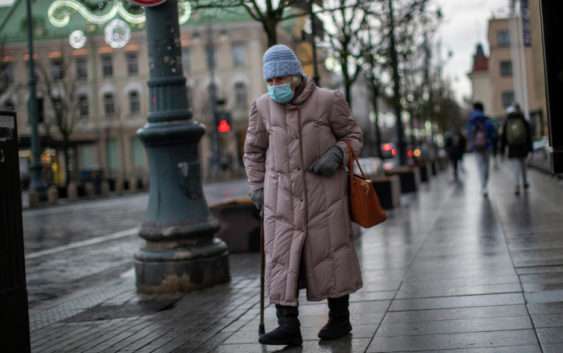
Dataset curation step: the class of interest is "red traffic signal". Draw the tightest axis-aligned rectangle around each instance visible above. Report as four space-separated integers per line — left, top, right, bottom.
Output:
217 119 231 134
128 0 167 6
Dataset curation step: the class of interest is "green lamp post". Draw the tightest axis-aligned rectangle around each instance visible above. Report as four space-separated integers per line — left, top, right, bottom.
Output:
133 0 230 294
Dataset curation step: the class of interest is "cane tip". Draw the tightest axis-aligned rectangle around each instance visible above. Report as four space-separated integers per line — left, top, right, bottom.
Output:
259 324 265 335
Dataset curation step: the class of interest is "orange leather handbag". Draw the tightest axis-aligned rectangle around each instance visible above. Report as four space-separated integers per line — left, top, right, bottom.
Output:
345 142 387 228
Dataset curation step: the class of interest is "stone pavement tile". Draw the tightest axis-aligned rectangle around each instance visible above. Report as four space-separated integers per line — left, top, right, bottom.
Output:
396 282 522 299
389 293 525 311
224 324 376 344
511 248 563 268
543 343 563 353
524 290 563 304
537 327 563 345
517 265 563 275
216 337 370 353
376 315 533 336
366 329 538 352
403 267 517 282
383 305 529 323
402 275 520 288
531 313 563 328
388 347 541 353
527 302 563 314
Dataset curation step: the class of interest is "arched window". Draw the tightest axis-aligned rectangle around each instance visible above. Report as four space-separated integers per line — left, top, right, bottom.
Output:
234 82 248 110
129 91 140 115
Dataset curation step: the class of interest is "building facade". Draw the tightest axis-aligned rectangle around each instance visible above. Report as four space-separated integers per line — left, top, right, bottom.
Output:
469 1 546 137
0 1 308 187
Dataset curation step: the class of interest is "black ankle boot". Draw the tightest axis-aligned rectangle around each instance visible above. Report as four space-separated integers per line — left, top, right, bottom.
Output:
259 305 303 346
318 295 352 340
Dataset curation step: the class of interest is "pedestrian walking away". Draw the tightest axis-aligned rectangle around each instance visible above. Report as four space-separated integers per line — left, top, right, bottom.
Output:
445 128 466 182
501 103 533 195
244 44 364 346
468 101 497 197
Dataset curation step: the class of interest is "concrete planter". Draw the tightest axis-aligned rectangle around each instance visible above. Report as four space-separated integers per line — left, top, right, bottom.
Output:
385 166 421 194
209 199 260 253
372 175 401 209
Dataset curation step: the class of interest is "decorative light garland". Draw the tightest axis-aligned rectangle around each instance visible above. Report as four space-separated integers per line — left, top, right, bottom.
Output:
48 0 192 28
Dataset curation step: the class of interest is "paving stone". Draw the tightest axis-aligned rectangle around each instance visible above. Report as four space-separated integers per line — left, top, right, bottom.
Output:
367 329 538 352
537 327 563 344
383 305 529 323
389 293 525 311
390 346 541 353
377 315 532 336
216 337 370 353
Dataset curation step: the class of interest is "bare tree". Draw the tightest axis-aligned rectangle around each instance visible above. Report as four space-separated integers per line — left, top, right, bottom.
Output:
36 49 81 186
191 0 306 47
320 0 370 106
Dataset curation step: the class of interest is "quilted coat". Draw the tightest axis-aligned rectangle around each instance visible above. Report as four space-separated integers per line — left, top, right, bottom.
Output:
244 78 363 306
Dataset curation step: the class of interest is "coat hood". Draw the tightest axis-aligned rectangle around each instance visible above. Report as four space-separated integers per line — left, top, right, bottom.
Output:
289 77 316 106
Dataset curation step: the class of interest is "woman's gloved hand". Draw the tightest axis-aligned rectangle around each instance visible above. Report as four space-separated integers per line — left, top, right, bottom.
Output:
250 188 264 215
308 145 344 177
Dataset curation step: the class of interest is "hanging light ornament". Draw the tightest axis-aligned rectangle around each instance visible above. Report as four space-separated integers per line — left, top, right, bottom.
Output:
48 0 192 28
104 18 131 48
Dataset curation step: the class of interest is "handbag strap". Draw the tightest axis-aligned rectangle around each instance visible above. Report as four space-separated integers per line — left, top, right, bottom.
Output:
344 141 367 178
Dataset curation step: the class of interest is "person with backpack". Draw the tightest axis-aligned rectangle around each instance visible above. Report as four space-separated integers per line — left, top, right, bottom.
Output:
501 103 533 195
468 102 497 197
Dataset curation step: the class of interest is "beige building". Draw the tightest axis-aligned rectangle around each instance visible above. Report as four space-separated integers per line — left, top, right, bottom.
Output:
469 3 547 136
0 2 307 187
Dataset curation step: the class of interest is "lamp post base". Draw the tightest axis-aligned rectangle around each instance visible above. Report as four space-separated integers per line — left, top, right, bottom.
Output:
135 238 230 295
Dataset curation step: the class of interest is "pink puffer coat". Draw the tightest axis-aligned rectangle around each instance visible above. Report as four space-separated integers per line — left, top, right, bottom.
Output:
244 78 363 306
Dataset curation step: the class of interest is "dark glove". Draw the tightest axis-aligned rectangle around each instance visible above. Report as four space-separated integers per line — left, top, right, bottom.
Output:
250 188 264 215
308 145 344 177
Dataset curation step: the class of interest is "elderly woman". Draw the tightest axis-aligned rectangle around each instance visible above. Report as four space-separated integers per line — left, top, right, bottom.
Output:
244 44 363 346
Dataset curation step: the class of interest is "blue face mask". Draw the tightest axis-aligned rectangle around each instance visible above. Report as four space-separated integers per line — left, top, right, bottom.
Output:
267 83 294 104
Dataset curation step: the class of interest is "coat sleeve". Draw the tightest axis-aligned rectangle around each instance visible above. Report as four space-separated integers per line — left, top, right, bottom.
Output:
243 101 269 192
328 91 363 166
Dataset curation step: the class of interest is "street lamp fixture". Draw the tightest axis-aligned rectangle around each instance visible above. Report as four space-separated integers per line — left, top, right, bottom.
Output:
133 0 230 294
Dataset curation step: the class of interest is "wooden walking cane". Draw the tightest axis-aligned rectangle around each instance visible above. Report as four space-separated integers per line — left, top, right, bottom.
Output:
259 213 265 335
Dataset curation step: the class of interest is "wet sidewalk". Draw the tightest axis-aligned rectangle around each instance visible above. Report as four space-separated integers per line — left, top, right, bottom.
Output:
29 156 563 353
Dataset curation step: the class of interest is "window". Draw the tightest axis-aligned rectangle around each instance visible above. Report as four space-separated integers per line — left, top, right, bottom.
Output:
501 90 515 108
1 62 14 84
181 47 191 73
50 58 64 80
497 30 510 48
129 90 140 115
76 57 88 80
78 95 89 119
131 136 146 170
101 54 113 77
126 52 139 76
234 82 248 109
232 42 246 67
500 60 512 77
103 93 115 117
106 138 121 175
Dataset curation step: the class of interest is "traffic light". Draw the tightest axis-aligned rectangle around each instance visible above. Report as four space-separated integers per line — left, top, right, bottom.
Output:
216 112 232 134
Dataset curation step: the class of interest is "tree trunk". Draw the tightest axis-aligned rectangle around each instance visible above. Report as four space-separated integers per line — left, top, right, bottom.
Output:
263 19 278 47
388 0 406 165
370 87 383 158
62 136 71 187
409 108 416 146
340 59 353 107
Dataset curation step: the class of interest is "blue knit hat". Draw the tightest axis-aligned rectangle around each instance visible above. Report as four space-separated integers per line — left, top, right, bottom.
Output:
262 44 303 81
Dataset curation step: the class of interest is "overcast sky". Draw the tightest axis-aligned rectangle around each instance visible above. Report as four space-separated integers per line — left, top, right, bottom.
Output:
434 0 509 101
0 0 509 102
